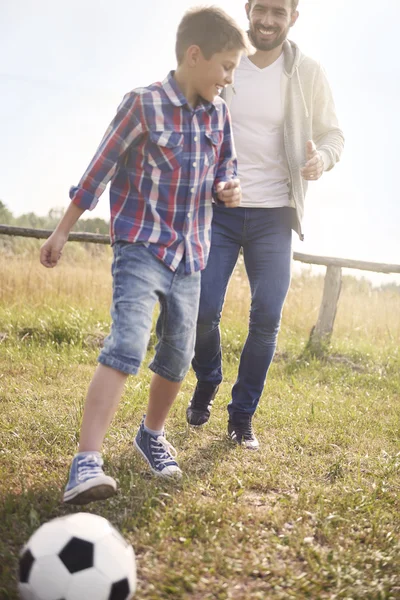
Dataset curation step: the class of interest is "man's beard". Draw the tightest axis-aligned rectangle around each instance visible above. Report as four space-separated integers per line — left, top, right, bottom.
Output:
248 23 289 51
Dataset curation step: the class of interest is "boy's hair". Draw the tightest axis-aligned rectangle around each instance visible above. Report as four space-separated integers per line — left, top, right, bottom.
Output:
248 0 299 10
176 6 248 64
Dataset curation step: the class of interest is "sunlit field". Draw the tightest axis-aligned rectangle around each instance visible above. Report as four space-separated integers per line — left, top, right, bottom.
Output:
1 243 399 352
1 242 399 599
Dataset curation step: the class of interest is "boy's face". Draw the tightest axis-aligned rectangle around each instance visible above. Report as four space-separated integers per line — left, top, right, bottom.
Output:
193 48 242 103
245 0 298 51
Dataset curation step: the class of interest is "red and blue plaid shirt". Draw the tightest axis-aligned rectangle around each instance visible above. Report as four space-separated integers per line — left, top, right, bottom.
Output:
70 72 237 273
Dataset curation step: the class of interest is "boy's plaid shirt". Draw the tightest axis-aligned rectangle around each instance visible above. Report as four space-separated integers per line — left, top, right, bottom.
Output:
70 72 237 274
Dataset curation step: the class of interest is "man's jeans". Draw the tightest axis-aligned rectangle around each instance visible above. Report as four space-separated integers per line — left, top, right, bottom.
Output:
192 205 293 417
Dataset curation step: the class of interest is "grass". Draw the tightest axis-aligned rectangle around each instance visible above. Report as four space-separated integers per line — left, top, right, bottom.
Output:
1 250 400 599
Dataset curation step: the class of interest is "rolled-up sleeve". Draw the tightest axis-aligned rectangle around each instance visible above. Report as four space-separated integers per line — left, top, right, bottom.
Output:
70 92 144 210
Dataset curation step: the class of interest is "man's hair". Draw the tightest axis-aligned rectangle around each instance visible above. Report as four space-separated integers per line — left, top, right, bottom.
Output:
247 0 299 10
176 7 248 64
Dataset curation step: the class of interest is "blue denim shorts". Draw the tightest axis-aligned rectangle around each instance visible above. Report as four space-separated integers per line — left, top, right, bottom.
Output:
98 243 200 382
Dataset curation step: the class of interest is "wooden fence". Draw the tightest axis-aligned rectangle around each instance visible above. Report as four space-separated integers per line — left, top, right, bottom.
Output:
1 224 400 354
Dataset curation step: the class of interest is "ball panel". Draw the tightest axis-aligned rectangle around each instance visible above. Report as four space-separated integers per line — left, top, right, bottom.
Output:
109 578 132 600
17 583 37 600
19 548 35 583
59 537 94 573
65 568 110 600
62 512 113 543
94 534 135 582
110 529 130 548
29 555 71 600
27 521 75 558
125 546 136 593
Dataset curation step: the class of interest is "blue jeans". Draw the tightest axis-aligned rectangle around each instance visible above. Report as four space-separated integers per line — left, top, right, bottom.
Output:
99 243 200 382
192 205 293 417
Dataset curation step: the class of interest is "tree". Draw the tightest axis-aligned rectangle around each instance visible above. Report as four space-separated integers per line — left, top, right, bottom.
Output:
0 200 13 224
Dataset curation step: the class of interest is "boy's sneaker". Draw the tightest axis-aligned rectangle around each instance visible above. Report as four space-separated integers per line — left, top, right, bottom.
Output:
228 414 259 450
186 382 219 426
134 421 182 479
63 452 117 505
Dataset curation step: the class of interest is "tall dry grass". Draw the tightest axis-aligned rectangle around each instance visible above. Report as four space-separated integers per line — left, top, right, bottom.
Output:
222 260 400 349
0 248 399 350
0 246 113 311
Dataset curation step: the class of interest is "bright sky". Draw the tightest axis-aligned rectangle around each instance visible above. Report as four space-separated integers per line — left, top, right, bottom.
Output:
1 0 399 282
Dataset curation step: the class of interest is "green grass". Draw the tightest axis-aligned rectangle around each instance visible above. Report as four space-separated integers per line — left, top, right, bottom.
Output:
1 307 399 599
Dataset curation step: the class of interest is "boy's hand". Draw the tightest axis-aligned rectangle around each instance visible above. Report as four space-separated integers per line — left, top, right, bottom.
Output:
40 232 68 268
216 179 241 208
301 140 324 181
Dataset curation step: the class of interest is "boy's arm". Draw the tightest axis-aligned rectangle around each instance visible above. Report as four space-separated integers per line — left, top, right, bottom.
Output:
41 92 144 268
213 104 241 208
40 202 85 268
70 92 144 211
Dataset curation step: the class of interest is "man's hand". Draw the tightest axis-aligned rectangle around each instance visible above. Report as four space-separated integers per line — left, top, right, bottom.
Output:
301 140 324 181
216 178 241 208
40 231 68 268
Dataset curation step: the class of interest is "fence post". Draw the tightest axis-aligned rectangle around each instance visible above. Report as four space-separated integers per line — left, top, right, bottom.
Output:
308 265 342 354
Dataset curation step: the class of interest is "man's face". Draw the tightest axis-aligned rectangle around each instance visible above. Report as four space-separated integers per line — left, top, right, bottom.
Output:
194 48 242 103
245 0 298 51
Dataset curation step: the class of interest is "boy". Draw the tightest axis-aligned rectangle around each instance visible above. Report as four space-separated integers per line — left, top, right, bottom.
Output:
40 6 248 505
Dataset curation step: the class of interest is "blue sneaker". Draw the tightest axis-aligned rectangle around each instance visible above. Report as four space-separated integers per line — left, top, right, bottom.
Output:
134 421 182 479
63 452 117 505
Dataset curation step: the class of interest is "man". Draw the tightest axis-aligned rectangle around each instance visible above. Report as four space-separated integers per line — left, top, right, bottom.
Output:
187 0 344 448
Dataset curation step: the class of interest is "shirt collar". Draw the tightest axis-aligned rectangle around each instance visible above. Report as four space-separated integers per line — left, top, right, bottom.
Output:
162 71 216 113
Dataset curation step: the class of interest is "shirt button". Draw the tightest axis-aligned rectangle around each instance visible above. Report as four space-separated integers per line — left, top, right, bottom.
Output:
187 213 191 219
190 187 195 193
192 162 197 167
194 136 198 141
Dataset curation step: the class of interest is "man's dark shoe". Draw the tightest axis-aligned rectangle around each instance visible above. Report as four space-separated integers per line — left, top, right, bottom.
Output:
228 414 259 450
186 382 219 426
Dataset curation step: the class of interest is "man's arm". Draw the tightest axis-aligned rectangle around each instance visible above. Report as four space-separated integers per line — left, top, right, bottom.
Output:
301 66 344 181
312 65 344 172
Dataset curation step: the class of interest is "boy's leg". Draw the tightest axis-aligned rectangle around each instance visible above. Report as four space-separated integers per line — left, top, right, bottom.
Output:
79 364 128 452
134 374 183 479
64 243 160 503
134 261 200 477
145 374 181 432
188 205 243 425
64 366 129 505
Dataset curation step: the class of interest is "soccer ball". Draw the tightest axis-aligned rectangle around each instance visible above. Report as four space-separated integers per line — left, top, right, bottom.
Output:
18 512 136 600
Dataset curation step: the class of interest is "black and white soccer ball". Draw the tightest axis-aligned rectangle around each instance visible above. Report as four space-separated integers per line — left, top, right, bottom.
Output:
18 512 136 600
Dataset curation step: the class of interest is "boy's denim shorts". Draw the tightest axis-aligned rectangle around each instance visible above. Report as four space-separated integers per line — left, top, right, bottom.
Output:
98 242 200 382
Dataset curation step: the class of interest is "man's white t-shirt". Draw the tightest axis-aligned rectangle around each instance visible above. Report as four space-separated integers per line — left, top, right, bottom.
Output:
230 53 290 208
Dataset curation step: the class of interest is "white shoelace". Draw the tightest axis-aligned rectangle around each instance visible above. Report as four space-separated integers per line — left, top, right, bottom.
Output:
151 436 178 467
77 454 104 481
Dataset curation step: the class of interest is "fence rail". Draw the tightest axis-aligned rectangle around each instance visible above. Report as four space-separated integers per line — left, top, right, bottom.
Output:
0 225 110 245
1 224 399 353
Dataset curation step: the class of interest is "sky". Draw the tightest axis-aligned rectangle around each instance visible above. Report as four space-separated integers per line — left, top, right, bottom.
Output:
1 0 399 284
